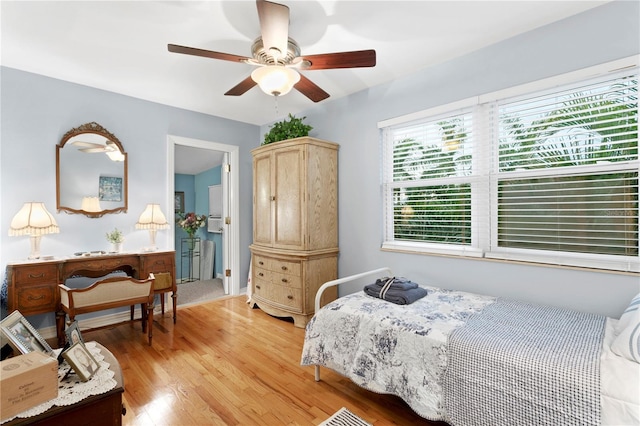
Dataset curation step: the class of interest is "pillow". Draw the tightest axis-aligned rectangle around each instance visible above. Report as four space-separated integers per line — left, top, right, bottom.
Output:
616 292 640 336
611 309 640 363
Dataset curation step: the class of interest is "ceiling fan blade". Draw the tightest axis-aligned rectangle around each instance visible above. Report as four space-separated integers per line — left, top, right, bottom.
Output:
168 44 251 63
70 141 105 149
256 0 289 60
225 76 258 96
294 74 330 103
79 147 107 153
299 49 376 70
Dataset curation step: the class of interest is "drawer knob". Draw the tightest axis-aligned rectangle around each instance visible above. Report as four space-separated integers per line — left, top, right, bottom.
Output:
258 261 264 266
258 272 264 277
256 285 261 290
281 278 288 283
287 295 293 300
281 266 288 271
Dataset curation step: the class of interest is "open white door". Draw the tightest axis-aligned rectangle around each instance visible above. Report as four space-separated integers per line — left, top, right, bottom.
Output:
221 152 230 294
168 135 240 296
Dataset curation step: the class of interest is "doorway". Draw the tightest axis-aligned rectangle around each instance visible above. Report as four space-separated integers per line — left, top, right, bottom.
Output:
167 135 240 297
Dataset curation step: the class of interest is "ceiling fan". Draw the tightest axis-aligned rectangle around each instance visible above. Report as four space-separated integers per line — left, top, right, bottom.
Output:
168 0 376 102
76 140 118 153
74 140 125 161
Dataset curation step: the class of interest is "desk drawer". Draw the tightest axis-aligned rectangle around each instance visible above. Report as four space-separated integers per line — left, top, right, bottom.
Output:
143 253 173 272
12 264 58 285
16 284 58 312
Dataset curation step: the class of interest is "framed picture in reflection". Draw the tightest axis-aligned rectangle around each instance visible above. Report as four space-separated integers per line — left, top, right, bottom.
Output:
175 191 185 213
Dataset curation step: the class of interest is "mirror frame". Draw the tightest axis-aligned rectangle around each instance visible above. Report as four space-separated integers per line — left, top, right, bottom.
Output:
56 122 128 218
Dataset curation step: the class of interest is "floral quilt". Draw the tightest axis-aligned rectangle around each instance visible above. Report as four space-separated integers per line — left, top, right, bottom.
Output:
300 287 496 420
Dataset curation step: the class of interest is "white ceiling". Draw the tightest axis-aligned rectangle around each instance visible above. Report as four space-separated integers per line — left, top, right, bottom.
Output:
174 144 225 174
1 0 610 128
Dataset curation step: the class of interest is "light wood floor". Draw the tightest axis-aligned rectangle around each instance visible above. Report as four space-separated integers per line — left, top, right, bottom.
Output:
86 296 450 426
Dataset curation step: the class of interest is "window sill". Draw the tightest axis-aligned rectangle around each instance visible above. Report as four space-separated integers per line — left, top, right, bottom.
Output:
381 242 639 274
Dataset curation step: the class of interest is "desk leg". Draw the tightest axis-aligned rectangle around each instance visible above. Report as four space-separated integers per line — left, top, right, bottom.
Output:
172 290 177 324
56 310 66 347
147 303 153 346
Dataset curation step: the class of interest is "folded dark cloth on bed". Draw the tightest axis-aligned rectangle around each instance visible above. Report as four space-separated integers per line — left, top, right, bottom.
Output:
364 277 428 305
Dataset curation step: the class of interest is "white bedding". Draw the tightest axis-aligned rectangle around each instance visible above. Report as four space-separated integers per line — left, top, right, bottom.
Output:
301 287 496 420
601 318 640 425
302 287 640 425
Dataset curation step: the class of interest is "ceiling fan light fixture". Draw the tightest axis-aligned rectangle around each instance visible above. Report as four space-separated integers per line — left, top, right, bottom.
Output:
251 65 300 97
106 150 125 162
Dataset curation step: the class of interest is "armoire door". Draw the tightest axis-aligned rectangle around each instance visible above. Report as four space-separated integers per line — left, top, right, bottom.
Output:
253 151 273 246
272 146 305 249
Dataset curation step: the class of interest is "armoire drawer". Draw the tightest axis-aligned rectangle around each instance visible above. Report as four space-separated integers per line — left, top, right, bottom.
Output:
253 255 301 276
254 267 301 289
253 281 302 313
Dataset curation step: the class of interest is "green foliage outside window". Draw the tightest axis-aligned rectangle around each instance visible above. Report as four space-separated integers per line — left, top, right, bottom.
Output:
391 76 638 256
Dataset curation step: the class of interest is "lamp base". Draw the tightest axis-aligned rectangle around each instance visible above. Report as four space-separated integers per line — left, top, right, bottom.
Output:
28 235 42 260
147 229 158 252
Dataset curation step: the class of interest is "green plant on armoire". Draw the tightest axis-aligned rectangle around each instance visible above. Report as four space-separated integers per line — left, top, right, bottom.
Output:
262 114 313 145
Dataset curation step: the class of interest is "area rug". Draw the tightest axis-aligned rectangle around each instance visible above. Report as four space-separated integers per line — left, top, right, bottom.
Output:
318 407 372 426
176 278 225 306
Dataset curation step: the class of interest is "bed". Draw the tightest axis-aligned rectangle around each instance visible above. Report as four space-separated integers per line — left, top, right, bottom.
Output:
301 268 640 426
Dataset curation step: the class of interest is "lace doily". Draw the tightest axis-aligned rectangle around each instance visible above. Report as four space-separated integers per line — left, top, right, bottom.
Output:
2 341 117 423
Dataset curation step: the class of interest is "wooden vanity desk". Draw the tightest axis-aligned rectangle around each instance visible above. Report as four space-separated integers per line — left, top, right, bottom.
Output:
5 251 176 347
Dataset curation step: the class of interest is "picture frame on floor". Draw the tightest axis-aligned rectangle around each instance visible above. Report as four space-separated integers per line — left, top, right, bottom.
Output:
65 320 84 345
0 311 54 357
63 342 100 382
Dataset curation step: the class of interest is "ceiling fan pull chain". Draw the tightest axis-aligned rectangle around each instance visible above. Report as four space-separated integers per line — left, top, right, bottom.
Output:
274 96 279 116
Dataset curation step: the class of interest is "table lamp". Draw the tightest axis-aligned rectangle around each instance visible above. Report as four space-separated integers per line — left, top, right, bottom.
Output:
9 202 60 259
81 196 102 212
135 204 169 251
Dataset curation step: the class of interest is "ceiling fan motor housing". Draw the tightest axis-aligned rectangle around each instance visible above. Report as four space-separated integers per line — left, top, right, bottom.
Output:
168 0 375 102
251 37 301 66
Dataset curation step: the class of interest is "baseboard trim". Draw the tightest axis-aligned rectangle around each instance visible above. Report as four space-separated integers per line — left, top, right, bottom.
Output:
38 305 173 340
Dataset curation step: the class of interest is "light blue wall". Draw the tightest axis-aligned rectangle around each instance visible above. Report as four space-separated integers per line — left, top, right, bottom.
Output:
272 1 638 318
0 69 259 329
195 166 223 278
174 166 223 280
1 1 638 332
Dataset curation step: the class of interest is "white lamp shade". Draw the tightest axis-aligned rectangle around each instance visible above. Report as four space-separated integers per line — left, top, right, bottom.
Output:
251 66 300 97
9 202 60 236
136 204 170 230
81 196 102 212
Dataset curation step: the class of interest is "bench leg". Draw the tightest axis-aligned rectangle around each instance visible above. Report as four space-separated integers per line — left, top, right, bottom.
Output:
140 303 147 333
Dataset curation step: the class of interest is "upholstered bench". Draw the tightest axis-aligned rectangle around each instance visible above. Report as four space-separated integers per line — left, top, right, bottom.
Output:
59 276 155 345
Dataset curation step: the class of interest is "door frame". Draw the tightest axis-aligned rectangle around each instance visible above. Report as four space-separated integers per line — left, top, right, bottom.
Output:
167 135 240 296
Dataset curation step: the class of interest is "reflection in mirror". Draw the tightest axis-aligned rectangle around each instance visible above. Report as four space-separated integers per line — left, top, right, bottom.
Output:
56 122 128 218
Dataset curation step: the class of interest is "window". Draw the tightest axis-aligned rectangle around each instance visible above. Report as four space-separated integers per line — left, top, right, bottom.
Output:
380 58 639 272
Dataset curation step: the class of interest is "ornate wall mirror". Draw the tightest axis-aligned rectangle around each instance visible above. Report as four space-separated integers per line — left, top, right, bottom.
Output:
56 122 128 218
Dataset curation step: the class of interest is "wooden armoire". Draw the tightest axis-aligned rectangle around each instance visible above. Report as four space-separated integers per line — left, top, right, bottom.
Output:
249 137 339 327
